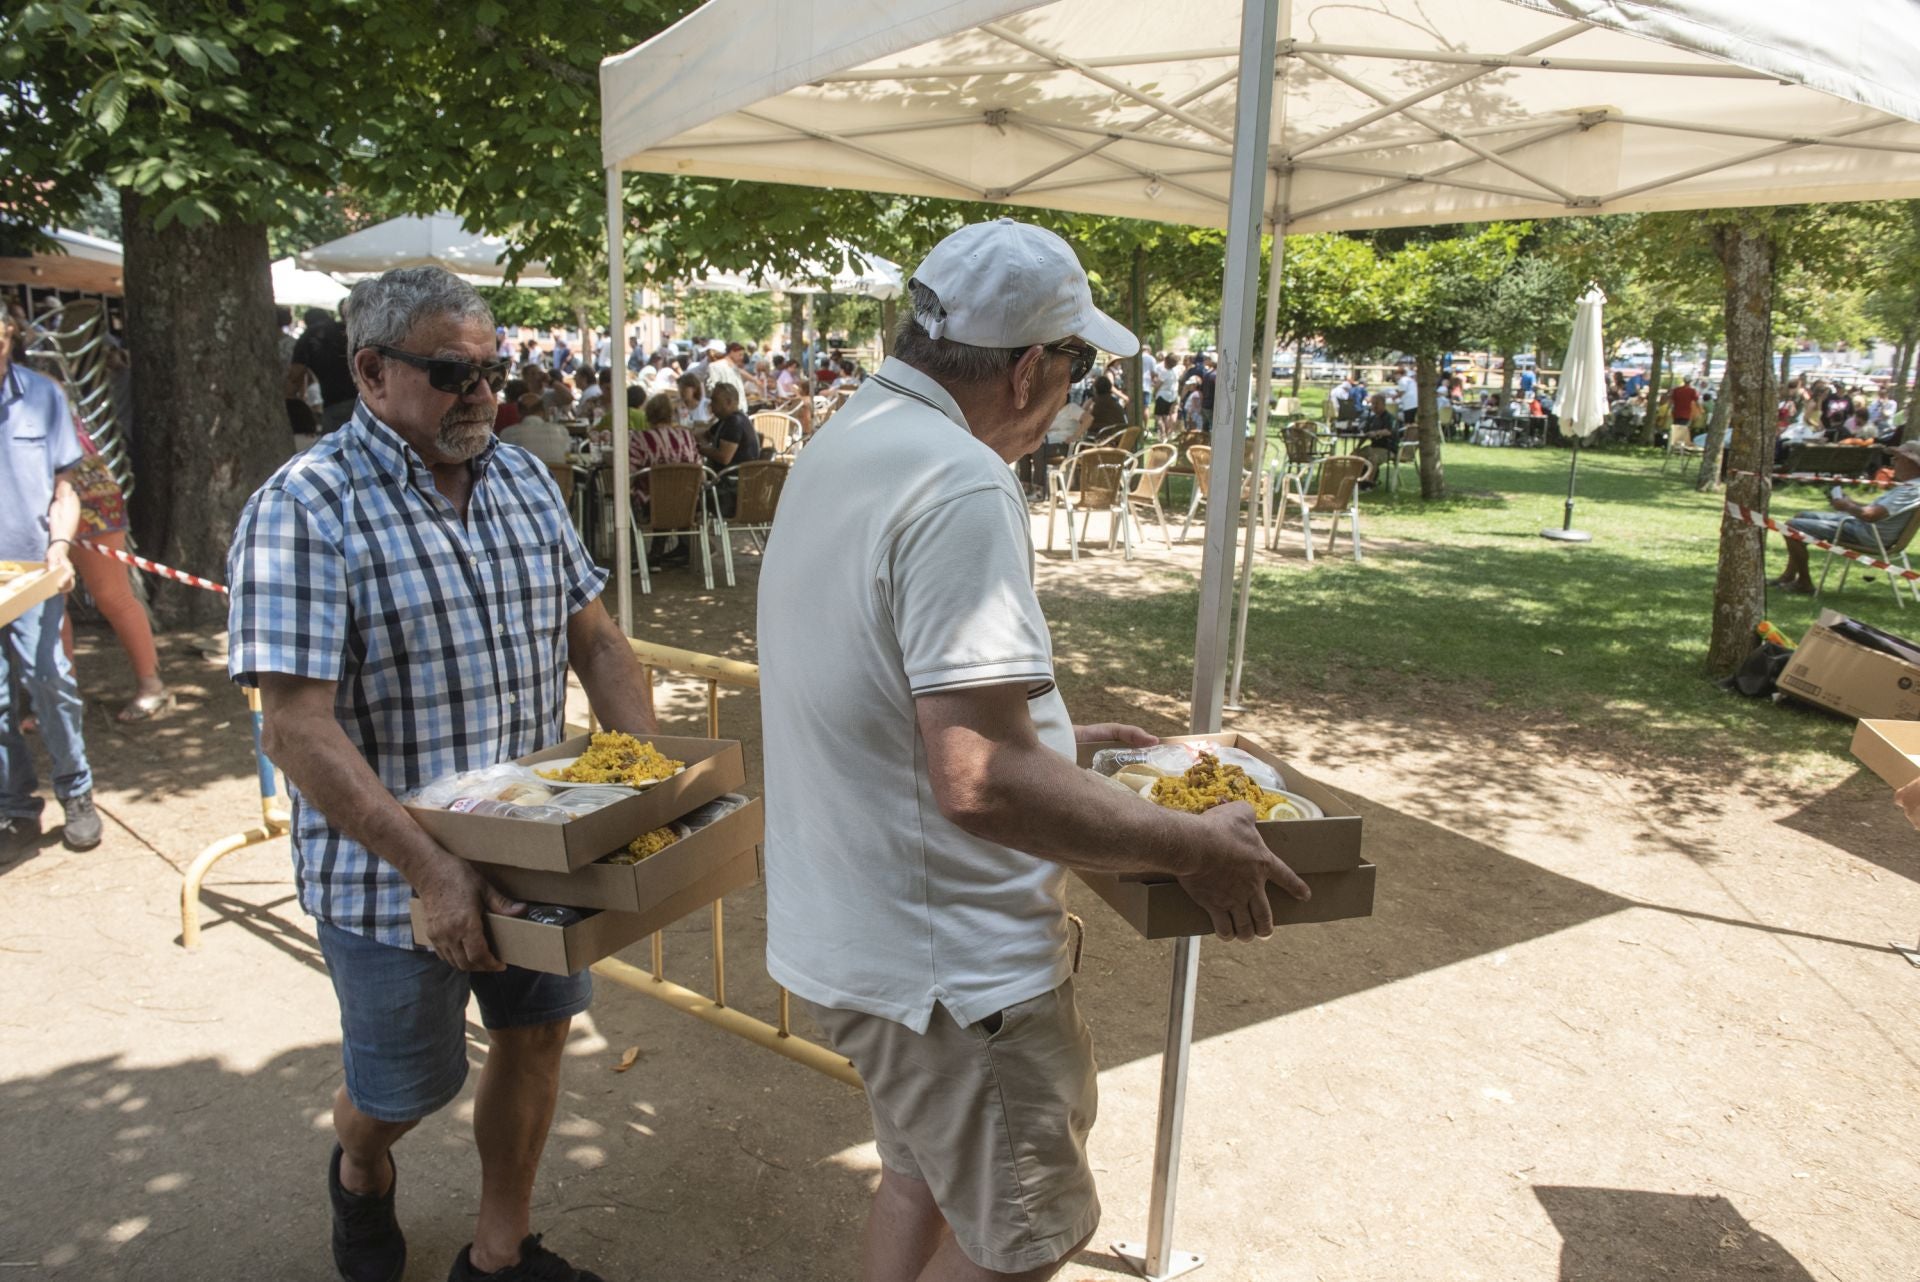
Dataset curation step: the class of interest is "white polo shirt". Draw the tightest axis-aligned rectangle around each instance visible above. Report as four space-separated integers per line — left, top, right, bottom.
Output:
757 357 1077 1033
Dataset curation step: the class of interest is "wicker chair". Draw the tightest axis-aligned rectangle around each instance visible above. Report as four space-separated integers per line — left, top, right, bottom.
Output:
710 458 791 586
1179 442 1273 545
631 462 717 593
1271 454 1371 563
752 410 804 456
1123 443 1180 550
1047 446 1132 560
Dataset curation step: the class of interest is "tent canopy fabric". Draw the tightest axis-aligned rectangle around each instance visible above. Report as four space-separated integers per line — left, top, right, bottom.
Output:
297 212 562 287
270 257 349 311
601 0 1920 235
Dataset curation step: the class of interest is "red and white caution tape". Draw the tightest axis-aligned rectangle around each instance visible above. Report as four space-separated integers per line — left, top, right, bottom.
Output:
76 538 229 595
1723 500 1920 582
1735 470 1896 488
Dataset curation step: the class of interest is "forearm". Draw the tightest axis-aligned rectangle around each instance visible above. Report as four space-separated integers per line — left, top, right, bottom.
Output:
572 622 657 735
265 710 457 892
951 742 1206 879
47 482 80 544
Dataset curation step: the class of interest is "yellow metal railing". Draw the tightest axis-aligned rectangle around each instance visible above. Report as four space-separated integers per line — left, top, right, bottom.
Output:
179 687 290 949
593 638 859 1088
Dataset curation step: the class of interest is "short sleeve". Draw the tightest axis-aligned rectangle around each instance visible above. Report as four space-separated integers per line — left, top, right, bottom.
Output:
559 508 607 616
886 485 1055 697
226 488 350 688
45 385 83 474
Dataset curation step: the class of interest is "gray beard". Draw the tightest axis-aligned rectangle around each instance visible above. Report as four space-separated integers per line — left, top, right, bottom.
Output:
436 412 494 461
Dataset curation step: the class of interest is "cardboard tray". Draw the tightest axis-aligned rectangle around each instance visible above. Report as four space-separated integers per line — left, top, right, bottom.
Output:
410 845 761 976
475 797 763 912
1850 718 1920 789
1074 732 1373 940
0 560 60 629
405 734 745 872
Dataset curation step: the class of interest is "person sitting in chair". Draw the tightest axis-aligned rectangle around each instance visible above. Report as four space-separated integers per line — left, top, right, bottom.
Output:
1773 441 1920 595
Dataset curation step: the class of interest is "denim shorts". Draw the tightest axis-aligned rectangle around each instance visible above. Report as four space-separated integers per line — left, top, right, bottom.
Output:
316 921 593 1122
1787 511 1876 547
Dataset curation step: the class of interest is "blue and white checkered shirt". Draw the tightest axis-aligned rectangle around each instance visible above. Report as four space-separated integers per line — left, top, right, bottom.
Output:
227 405 607 947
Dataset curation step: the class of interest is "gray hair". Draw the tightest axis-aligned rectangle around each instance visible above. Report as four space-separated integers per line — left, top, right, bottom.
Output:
891 279 1020 387
344 267 494 358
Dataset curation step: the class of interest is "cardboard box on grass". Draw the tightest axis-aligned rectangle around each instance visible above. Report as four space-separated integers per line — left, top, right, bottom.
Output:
0 561 60 629
1778 611 1920 721
405 734 745 873
1850 718 1920 789
411 846 762 976
1074 732 1373 940
478 797 763 912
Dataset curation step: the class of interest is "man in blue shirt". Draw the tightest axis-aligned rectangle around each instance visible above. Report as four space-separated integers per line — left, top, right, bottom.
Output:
0 306 101 854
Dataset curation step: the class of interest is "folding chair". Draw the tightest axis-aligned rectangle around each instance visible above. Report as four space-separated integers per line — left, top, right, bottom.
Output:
1660 423 1704 474
710 458 791 585
631 462 717 593
1271 455 1371 564
1122 442 1180 551
1046 446 1131 560
1817 506 1920 609
1388 431 1421 493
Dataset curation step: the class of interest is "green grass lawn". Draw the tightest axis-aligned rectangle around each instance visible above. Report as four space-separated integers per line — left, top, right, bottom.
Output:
1051 443 1909 782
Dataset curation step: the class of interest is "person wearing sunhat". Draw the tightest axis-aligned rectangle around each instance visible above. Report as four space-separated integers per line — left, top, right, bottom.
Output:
756 219 1308 1281
1774 440 1920 594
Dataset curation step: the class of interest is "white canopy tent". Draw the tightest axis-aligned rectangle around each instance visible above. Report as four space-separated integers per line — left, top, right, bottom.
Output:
598 3 1920 1275
270 257 349 311
297 212 563 288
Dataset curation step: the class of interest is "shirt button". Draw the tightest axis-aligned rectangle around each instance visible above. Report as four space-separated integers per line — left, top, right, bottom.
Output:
468 555 478 567
506 694 517 705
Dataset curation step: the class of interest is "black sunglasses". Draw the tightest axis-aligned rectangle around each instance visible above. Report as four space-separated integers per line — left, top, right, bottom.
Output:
1042 339 1099 384
371 345 510 396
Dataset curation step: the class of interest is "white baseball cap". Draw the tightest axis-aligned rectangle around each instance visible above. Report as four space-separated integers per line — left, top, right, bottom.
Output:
911 218 1139 356
705 338 728 355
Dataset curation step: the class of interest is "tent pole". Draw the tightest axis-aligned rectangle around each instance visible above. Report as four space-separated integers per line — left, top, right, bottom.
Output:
1120 2 1281 1280
1227 206 1289 712
606 166 633 636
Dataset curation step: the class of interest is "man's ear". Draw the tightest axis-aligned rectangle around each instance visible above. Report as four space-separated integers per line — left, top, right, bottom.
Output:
1010 345 1044 411
352 348 384 393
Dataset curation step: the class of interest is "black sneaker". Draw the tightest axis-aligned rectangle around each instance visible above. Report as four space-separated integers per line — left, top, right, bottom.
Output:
60 792 102 851
1 815 38 857
330 1144 405 1282
447 1234 605 1282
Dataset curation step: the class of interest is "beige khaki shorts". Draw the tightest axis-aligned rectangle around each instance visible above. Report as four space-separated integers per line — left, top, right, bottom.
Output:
805 981 1101 1273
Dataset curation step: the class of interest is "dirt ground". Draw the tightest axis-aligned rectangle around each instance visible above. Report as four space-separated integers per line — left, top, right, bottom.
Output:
3 520 1918 1282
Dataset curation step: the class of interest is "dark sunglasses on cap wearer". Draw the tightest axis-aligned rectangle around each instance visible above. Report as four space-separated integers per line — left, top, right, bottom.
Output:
370 344 511 396
1040 338 1099 384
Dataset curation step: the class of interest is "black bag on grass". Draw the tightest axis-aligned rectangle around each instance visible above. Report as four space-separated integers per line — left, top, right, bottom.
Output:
1723 642 1793 698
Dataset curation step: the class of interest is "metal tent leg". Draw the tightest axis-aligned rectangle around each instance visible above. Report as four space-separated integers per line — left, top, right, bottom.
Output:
1115 935 1206 1280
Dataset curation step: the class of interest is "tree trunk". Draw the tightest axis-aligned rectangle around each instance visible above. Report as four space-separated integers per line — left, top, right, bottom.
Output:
1290 339 1305 398
121 190 288 627
1415 352 1444 499
1499 346 1515 407
1778 346 1792 392
787 291 806 357
879 298 897 356
1695 359 1734 491
1637 335 1666 445
1706 220 1778 679
1904 312 1920 444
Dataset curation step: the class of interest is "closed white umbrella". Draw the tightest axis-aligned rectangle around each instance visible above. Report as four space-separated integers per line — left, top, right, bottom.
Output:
1543 286 1608 543
270 257 348 311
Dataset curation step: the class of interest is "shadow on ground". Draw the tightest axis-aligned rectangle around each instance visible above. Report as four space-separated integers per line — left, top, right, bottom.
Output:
1534 1186 1817 1281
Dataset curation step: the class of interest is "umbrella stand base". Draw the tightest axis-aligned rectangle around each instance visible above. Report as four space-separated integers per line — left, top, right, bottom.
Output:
1541 527 1593 543
1115 1243 1205 1280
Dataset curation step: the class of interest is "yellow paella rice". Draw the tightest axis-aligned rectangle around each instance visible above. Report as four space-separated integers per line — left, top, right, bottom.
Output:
1147 754 1302 821
538 731 684 786
602 826 680 864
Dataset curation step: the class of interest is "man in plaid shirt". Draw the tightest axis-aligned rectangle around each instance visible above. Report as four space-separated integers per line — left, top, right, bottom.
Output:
229 267 653 1282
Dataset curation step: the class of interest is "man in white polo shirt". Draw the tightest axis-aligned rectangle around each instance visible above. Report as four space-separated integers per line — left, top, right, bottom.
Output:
758 219 1309 1282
